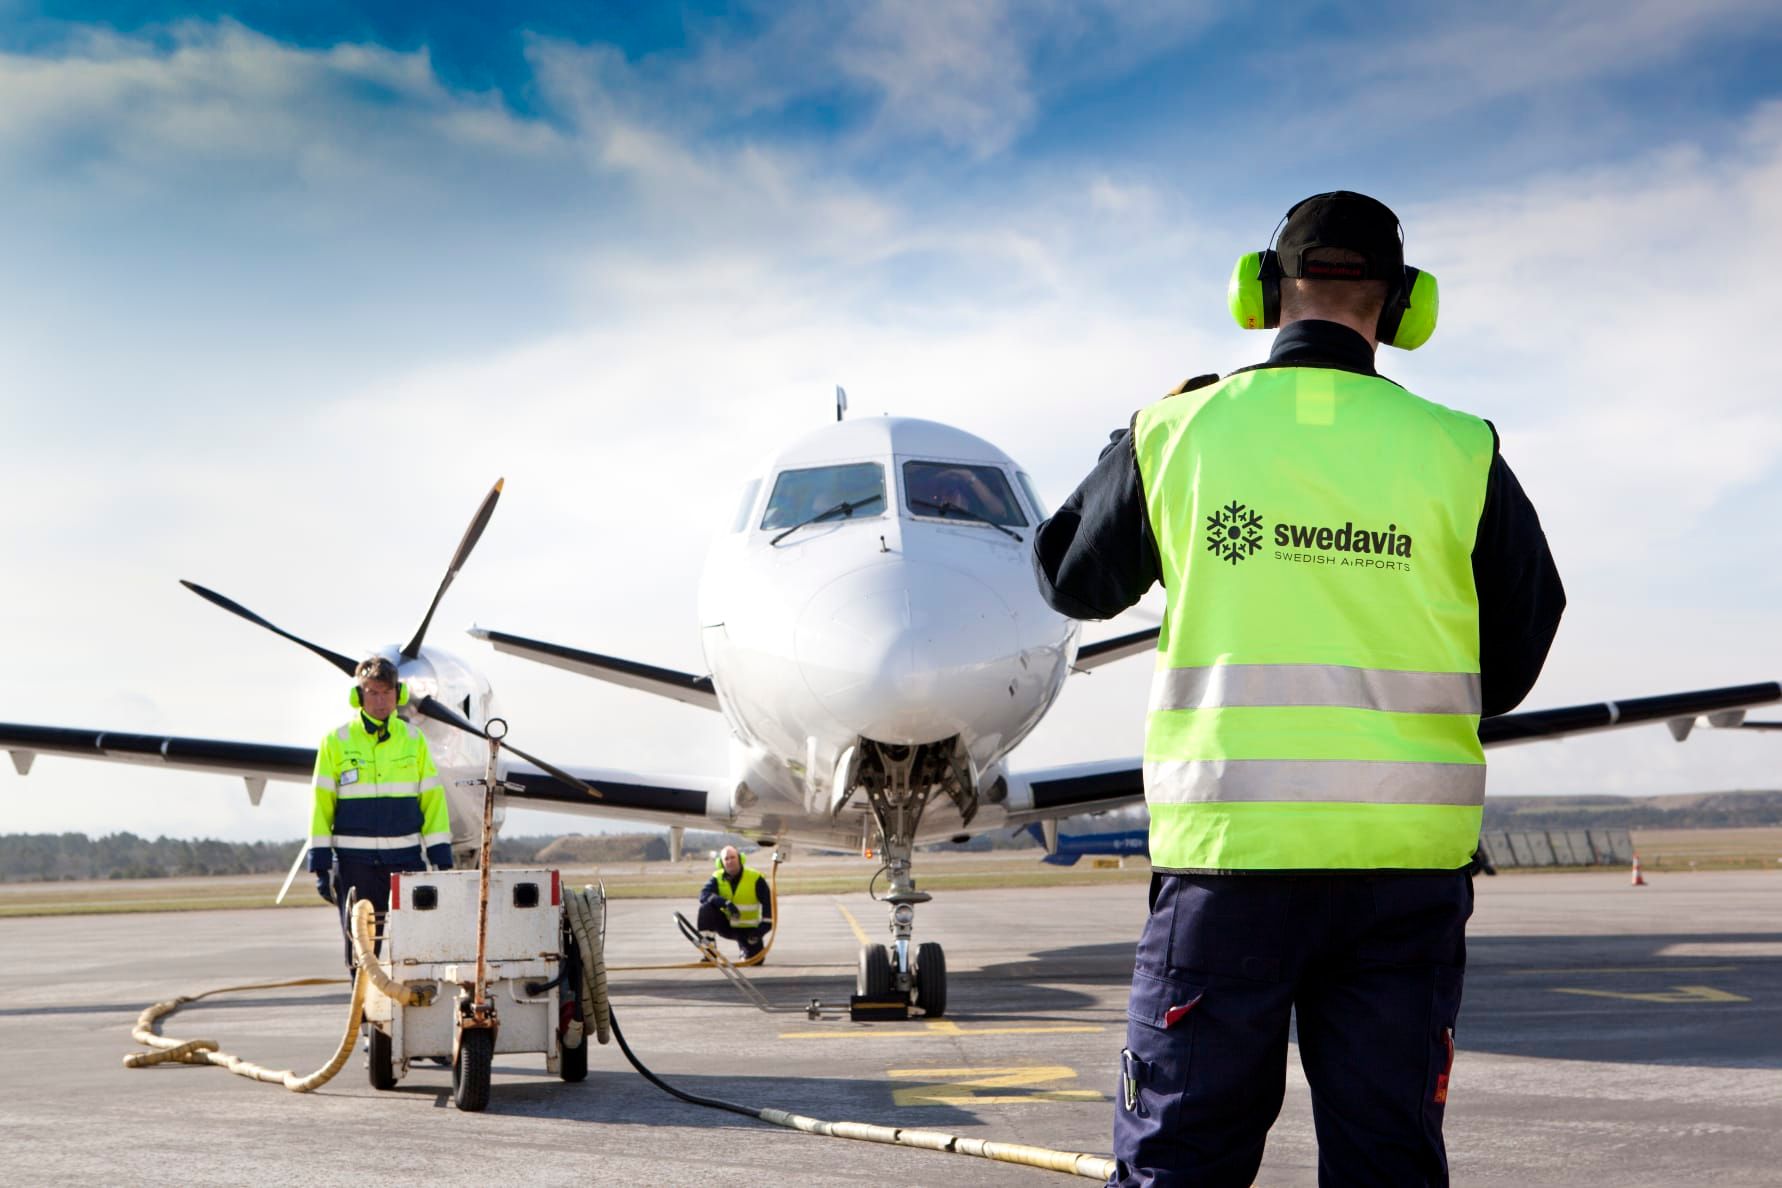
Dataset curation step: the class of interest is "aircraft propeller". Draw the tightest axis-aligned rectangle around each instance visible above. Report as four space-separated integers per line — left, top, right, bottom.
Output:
180 478 598 796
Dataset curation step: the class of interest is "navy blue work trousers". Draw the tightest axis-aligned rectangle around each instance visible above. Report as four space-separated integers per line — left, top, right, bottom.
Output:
1112 871 1472 1188
695 900 771 945
333 859 410 974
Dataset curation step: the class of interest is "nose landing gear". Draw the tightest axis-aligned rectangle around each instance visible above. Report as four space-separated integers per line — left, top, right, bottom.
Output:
853 856 947 1018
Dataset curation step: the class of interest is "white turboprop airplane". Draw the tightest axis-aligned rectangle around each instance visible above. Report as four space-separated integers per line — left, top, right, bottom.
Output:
4 415 1779 1014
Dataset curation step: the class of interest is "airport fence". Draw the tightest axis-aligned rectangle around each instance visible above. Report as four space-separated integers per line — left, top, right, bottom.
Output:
1478 828 1634 869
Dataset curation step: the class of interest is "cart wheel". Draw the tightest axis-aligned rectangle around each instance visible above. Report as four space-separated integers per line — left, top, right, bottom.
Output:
857 943 893 996
914 942 947 1018
367 1025 396 1091
559 1032 588 1083
452 1029 494 1112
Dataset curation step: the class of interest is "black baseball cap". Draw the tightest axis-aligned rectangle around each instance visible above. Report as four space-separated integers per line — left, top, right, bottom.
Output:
1276 191 1403 280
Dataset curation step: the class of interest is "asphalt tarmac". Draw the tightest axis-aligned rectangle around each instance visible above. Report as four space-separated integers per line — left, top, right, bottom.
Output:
1 869 1777 1186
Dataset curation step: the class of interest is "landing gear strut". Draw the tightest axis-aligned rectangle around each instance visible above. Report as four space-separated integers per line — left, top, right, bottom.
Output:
849 740 958 1017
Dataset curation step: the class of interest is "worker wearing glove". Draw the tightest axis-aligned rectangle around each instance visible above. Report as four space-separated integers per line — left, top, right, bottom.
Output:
308 657 453 973
695 845 773 962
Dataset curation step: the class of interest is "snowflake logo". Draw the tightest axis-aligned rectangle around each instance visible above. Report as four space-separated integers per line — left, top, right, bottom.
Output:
1206 500 1264 565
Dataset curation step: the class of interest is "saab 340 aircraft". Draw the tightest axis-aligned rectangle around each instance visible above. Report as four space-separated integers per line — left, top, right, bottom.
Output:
4 414 1779 1014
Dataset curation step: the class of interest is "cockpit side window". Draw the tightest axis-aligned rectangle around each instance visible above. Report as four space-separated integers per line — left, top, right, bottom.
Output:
1015 471 1049 519
903 461 1029 527
760 463 886 530
730 479 761 533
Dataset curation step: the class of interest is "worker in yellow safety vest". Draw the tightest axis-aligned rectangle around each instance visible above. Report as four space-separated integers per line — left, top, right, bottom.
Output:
1033 191 1565 1187
310 656 453 972
696 845 773 961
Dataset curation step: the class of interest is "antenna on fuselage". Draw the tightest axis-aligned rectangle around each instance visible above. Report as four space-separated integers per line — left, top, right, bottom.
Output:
836 384 848 422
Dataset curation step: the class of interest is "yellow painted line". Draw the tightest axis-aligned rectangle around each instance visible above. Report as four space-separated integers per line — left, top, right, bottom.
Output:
887 1065 1103 1106
781 1020 1105 1040
1552 984 1750 1004
1508 965 1738 975
834 900 871 946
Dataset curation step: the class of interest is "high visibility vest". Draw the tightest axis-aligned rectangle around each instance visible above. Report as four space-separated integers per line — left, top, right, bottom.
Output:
711 860 767 927
308 715 452 871
1132 364 1494 872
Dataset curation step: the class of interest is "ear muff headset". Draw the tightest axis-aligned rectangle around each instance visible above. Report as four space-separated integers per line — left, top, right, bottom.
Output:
349 682 410 709
1225 209 1440 350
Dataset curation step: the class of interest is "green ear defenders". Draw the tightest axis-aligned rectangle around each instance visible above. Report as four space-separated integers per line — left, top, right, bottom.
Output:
1226 252 1440 350
349 682 410 709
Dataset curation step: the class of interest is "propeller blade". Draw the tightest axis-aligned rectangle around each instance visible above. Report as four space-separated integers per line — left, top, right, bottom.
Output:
412 694 601 798
403 478 504 660
275 839 309 905
180 580 358 676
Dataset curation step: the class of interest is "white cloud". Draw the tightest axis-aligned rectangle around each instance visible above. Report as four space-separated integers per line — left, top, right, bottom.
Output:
3 15 1781 847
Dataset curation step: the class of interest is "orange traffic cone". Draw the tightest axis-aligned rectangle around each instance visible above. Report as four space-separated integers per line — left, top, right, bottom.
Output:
1630 853 1647 886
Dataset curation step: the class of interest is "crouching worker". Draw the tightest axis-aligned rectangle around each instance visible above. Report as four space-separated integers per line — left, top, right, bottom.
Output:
696 845 773 962
310 656 454 974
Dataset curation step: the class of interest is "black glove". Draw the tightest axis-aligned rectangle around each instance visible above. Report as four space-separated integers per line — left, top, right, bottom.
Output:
723 902 740 921
316 870 336 905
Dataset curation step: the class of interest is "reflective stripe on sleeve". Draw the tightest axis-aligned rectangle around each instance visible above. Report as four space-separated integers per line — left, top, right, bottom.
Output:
309 835 332 850
421 831 453 848
1150 664 1481 716
1144 758 1485 806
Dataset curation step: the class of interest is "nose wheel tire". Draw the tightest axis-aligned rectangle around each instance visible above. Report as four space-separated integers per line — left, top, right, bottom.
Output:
452 1028 494 1112
857 943 894 997
367 1025 396 1090
914 941 947 1018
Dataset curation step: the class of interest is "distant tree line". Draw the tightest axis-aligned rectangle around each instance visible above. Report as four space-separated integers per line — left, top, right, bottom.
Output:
0 833 306 882
1483 790 1782 830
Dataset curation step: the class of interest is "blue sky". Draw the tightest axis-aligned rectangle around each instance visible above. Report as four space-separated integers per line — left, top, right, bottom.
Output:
3 1 1781 841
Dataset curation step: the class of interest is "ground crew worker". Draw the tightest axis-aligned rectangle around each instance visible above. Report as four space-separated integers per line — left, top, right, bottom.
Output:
310 656 453 973
1033 191 1565 1187
696 845 773 961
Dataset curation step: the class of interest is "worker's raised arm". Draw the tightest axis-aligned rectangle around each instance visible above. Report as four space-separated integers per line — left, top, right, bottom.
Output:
1031 421 1162 621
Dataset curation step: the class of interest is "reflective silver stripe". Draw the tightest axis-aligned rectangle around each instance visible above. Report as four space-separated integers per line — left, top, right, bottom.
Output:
328 833 424 850
421 831 452 848
335 782 423 800
313 775 337 792
1144 759 1485 806
336 726 350 743
309 835 332 849
1150 664 1481 715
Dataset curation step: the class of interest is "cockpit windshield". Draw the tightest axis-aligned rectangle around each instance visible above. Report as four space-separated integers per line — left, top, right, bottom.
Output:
903 461 1029 528
760 462 886 530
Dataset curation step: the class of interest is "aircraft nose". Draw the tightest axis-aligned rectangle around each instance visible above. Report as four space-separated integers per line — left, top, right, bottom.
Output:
795 560 1021 744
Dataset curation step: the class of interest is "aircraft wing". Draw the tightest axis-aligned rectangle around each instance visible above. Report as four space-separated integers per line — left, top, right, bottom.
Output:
468 626 720 711
1005 680 1782 823
1073 627 1160 672
1477 681 1782 745
0 721 313 800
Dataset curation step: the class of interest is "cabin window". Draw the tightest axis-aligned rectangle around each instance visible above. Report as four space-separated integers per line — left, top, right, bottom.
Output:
903 461 1028 527
759 463 886 530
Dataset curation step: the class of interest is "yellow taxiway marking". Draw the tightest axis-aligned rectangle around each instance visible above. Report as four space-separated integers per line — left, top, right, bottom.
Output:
834 901 872 946
887 1065 1104 1107
1511 965 1738 975
781 1020 1106 1040
1552 985 1751 1004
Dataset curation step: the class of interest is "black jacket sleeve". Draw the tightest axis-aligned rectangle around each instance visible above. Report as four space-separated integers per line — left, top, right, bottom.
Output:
1030 422 1162 620
697 876 721 907
1472 436 1566 716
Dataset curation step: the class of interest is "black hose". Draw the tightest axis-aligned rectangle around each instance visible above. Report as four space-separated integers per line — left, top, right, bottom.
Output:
606 1004 760 1120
